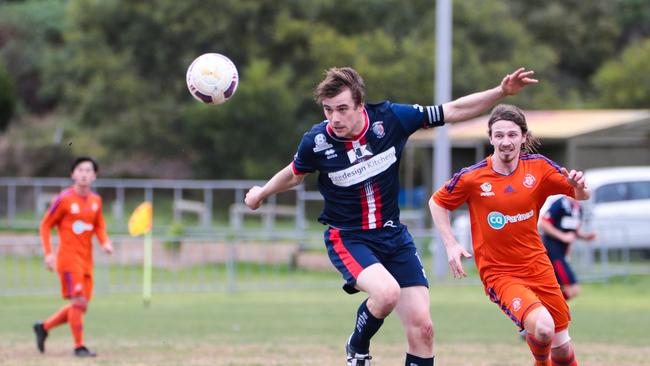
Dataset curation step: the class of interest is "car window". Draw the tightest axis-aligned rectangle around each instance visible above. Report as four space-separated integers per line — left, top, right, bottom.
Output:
595 181 650 203
629 181 650 200
595 183 628 203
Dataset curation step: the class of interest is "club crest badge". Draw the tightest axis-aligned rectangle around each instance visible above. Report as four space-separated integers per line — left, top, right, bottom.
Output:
523 174 536 188
371 121 385 138
313 133 333 153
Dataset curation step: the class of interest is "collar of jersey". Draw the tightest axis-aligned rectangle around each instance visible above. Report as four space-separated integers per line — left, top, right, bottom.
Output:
325 107 369 142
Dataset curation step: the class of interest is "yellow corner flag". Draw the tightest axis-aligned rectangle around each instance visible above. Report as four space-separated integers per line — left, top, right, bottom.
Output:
129 202 153 306
128 202 153 237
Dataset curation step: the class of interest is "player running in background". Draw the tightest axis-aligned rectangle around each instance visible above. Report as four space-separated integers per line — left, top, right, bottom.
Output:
430 104 588 366
540 196 597 300
33 157 113 357
245 67 536 366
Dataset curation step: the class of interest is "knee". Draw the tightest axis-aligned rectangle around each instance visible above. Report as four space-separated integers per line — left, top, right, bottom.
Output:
72 296 88 313
371 285 401 316
526 307 555 342
417 320 434 345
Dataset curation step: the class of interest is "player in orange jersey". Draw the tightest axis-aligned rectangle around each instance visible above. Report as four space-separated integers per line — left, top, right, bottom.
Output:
33 157 113 357
429 105 587 366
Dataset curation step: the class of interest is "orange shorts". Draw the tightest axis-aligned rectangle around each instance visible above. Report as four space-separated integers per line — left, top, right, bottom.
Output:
485 273 570 332
59 271 93 301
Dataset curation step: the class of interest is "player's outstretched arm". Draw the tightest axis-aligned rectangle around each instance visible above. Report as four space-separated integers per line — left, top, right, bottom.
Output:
429 198 472 279
443 67 538 123
245 163 306 210
560 167 590 201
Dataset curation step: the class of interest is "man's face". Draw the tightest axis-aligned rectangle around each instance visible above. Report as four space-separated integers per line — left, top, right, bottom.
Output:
489 120 526 164
71 161 97 188
322 88 364 139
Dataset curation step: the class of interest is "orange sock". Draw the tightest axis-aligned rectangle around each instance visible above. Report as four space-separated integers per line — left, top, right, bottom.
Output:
526 333 552 366
552 348 578 366
68 303 85 347
44 304 71 331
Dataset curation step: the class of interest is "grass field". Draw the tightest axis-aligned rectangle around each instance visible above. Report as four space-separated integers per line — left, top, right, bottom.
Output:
1 276 649 365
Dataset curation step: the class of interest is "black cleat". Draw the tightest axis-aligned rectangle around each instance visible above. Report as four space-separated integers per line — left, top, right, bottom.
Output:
33 322 48 353
346 337 372 366
74 346 97 357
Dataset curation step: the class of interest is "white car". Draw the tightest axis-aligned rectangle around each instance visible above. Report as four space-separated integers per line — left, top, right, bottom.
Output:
581 166 650 249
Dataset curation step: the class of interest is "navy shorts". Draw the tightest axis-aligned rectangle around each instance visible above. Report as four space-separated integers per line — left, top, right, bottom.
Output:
324 224 429 294
550 257 577 286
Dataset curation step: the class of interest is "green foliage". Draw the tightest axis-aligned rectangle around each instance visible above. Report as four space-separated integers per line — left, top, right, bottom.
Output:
592 38 650 108
0 0 648 177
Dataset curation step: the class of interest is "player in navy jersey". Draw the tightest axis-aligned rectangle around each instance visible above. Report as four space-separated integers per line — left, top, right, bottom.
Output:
540 196 597 300
245 66 537 366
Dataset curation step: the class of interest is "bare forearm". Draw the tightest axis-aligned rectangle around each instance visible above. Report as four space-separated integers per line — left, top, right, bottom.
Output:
539 220 565 241
259 164 305 200
443 86 504 123
574 187 590 200
429 198 456 246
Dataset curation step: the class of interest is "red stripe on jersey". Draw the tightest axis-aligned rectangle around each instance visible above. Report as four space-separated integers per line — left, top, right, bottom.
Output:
329 228 363 278
371 181 383 227
360 184 370 229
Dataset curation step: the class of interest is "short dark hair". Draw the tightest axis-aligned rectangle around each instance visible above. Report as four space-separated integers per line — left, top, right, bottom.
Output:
487 104 540 154
70 156 99 173
313 67 365 106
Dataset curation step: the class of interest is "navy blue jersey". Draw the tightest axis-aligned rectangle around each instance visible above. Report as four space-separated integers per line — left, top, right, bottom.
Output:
292 101 444 230
541 196 583 258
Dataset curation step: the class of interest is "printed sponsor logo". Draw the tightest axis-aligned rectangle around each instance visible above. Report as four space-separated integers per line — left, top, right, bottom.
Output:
487 210 534 230
313 133 333 152
72 220 94 235
328 147 397 187
324 149 338 159
347 144 373 163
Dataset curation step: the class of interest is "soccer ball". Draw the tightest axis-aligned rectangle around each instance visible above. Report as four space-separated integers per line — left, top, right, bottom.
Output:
186 53 239 104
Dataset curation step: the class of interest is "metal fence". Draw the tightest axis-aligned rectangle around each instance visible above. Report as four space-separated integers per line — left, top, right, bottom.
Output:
1 178 648 296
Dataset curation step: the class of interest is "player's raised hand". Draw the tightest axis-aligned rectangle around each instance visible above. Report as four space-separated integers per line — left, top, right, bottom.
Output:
500 67 538 96
245 186 264 210
44 253 55 271
560 167 587 190
445 242 472 279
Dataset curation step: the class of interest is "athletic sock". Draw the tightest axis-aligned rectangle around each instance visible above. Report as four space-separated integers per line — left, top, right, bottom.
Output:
44 304 71 331
68 303 85 348
552 348 578 366
526 333 552 366
349 299 384 354
405 353 434 366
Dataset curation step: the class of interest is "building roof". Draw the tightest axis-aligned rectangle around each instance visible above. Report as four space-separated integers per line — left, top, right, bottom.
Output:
409 109 650 146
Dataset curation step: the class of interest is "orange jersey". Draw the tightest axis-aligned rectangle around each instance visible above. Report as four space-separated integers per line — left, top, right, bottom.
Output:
433 154 575 283
40 187 109 274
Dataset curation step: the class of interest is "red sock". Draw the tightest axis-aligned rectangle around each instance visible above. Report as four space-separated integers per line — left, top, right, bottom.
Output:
552 348 578 366
68 303 85 347
44 304 71 331
526 333 552 366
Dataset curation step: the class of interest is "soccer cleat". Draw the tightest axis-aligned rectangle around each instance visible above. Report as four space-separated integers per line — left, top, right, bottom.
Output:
74 346 97 357
33 322 48 353
346 338 372 366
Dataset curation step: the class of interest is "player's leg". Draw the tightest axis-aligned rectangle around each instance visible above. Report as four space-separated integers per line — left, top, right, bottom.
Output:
524 306 555 366
394 286 434 366
325 227 396 365
68 273 96 357
551 258 578 300
383 228 433 365
550 330 578 366
33 271 75 353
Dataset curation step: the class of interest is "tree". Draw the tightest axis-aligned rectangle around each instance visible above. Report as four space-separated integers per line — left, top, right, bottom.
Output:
0 61 16 131
592 38 650 108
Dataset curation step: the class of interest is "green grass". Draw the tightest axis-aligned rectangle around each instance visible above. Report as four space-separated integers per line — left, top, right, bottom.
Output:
1 276 649 365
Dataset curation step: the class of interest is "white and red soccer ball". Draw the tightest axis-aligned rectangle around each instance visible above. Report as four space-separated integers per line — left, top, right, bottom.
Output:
186 53 238 105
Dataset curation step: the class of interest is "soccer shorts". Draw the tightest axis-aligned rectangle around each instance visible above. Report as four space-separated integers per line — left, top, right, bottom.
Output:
324 224 428 294
59 271 93 300
550 257 577 286
486 271 570 332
